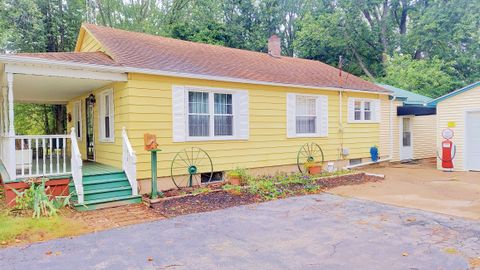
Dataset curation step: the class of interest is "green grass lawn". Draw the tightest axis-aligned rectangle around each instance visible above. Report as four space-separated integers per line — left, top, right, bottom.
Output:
0 184 89 246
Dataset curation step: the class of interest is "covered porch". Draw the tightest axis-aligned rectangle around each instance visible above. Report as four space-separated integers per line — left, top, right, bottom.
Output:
0 54 138 205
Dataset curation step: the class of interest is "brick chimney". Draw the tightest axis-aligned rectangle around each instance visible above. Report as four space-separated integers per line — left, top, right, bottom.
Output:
268 35 281 58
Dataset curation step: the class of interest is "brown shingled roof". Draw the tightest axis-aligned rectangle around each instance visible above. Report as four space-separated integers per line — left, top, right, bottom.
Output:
83 24 387 93
11 24 388 93
15 51 119 66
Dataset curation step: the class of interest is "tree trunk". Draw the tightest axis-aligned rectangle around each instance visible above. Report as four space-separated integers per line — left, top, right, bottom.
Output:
52 105 66 134
350 47 375 80
43 105 50 134
379 0 389 63
399 0 408 35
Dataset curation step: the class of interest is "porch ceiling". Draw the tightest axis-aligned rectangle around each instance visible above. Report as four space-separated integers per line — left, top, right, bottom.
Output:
13 74 115 104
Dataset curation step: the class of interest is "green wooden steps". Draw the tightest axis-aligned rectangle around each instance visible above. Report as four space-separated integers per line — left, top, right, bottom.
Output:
69 171 141 211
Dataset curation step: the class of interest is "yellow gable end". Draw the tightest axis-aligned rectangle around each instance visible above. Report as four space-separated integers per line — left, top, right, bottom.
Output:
74 26 107 53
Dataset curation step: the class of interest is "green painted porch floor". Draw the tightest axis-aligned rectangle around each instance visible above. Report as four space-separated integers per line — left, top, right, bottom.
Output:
15 159 122 180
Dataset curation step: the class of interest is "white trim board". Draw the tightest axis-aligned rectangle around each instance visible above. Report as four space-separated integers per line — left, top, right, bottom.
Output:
5 63 127 81
0 55 391 96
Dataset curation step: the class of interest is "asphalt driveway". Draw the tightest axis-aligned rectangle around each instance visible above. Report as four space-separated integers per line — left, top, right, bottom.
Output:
1 194 479 270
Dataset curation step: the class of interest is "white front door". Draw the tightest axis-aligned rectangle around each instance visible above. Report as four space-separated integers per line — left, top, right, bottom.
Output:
466 111 480 171
400 117 413 160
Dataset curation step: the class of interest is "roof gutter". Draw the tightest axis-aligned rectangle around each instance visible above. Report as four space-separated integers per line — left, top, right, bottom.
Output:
0 55 392 96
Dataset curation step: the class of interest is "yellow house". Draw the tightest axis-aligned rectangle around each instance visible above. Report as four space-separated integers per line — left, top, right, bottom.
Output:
0 24 399 210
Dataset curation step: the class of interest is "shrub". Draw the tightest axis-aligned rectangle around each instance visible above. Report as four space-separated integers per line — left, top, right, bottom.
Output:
226 167 247 178
13 178 72 219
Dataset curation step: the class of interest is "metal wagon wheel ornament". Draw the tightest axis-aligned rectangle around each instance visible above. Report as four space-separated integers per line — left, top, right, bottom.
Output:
297 142 324 174
170 147 213 188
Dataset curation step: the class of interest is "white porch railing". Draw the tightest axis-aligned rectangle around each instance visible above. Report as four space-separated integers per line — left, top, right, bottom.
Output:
122 127 138 195
11 134 70 178
70 128 84 204
0 128 84 203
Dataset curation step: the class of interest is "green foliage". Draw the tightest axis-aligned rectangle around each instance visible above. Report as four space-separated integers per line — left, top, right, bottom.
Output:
226 167 248 178
379 55 463 98
303 160 320 169
222 184 242 194
1 0 478 99
13 178 72 218
191 187 210 196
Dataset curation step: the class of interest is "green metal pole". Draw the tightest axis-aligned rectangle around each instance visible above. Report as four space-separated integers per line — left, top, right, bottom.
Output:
150 150 158 199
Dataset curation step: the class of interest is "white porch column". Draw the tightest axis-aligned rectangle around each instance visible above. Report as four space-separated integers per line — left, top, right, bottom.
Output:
4 73 15 179
6 73 14 136
2 86 7 135
0 86 4 136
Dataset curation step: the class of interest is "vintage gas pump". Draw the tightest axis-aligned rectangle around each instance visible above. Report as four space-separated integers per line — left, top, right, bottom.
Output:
437 128 456 171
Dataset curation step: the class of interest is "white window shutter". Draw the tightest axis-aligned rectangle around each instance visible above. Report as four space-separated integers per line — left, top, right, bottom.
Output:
373 99 381 122
317 95 328 136
235 90 249 139
172 86 186 142
286 93 296 138
347 98 355 122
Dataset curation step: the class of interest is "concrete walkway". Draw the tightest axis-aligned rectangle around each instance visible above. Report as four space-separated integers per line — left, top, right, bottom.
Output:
331 161 480 220
1 194 479 270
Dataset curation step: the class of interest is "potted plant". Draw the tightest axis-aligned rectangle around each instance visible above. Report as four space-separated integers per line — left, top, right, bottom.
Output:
226 168 247 186
304 161 322 175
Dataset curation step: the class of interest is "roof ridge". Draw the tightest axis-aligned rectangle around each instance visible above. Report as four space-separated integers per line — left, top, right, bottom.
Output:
82 23 347 73
75 23 389 93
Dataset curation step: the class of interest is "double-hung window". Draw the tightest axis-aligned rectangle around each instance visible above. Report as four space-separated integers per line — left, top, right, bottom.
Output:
173 86 249 142
286 93 328 138
99 89 114 142
296 96 317 134
188 92 210 136
188 91 234 137
72 101 82 140
349 98 379 123
213 93 233 136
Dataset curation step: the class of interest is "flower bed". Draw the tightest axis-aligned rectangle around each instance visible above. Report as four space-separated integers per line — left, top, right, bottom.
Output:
148 171 383 218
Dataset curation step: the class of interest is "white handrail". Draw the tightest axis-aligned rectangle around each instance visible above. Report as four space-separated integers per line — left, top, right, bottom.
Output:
10 134 70 178
122 127 138 195
70 128 84 204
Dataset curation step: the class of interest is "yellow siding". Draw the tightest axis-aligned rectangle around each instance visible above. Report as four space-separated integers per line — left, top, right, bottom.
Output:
78 30 105 53
125 73 387 180
436 85 480 170
66 82 128 168
412 115 436 159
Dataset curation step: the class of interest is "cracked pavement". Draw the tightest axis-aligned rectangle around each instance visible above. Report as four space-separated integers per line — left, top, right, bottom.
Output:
1 194 479 269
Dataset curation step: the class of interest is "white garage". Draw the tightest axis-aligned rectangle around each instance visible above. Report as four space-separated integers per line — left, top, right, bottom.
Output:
428 81 480 171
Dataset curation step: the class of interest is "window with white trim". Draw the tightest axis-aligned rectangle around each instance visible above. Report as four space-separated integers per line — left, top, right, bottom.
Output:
72 101 82 140
188 90 234 137
99 89 114 142
286 93 328 138
348 98 380 123
296 95 317 134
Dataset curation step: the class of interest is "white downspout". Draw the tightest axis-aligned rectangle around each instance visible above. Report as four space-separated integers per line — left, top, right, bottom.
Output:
339 90 343 159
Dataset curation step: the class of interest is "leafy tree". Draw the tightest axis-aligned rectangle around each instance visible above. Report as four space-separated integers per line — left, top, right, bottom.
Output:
0 0 479 110
378 54 463 98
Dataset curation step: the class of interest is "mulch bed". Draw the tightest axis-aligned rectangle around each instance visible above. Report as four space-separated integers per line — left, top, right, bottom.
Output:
151 190 259 218
316 172 382 189
149 172 383 218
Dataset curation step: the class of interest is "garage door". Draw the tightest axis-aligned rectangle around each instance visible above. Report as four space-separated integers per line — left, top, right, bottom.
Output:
466 111 480 171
